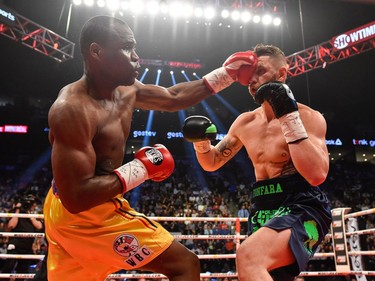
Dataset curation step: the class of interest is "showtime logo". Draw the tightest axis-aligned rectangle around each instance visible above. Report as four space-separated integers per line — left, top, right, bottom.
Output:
333 21 375 50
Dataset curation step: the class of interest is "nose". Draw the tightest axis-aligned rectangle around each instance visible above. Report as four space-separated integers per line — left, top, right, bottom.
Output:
131 50 139 62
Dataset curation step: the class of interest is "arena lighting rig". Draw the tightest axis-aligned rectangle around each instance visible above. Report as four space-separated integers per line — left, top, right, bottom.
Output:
0 3 75 63
139 21 375 78
72 0 284 27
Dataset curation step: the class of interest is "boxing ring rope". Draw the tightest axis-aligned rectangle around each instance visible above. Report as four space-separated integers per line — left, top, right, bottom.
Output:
0 208 374 279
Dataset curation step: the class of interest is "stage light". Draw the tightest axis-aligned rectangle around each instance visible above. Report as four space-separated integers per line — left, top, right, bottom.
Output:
253 15 261 23
241 11 251 22
204 7 215 19
183 3 193 18
273 17 281 26
194 7 203 18
146 0 159 15
221 9 230 18
231 10 240 21
169 2 183 18
84 0 94 6
73 1 284 28
107 0 120 11
262 14 272 25
130 0 144 14
119 1 129 10
139 68 149 82
170 71 176 85
97 0 105 8
160 1 168 14
181 70 185 73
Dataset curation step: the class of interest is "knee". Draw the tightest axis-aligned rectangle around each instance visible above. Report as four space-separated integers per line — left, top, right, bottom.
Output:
236 244 258 275
236 244 252 266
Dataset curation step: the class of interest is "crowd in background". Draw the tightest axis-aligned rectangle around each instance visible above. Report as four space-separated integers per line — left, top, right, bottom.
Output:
0 157 374 281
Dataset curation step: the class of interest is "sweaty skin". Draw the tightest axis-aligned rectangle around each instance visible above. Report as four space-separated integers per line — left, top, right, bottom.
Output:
193 52 330 281
196 55 329 185
48 23 212 214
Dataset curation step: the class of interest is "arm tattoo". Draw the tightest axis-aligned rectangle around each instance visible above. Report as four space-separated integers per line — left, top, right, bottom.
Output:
217 141 232 158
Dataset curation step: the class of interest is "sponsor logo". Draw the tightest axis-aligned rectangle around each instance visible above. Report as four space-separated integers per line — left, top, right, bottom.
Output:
332 21 375 50
252 183 283 198
113 234 153 267
113 234 140 258
145 148 163 165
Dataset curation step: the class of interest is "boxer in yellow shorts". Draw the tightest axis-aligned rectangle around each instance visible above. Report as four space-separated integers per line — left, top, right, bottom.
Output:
45 15 255 281
44 189 174 280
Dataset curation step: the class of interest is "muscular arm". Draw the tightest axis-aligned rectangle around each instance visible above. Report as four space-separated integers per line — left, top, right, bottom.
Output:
196 132 244 172
288 109 329 186
132 79 212 111
49 101 122 214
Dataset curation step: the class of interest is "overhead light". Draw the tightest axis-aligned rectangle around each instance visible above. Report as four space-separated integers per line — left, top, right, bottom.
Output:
273 17 282 26
221 9 230 18
204 7 215 19
262 14 272 25
231 10 241 21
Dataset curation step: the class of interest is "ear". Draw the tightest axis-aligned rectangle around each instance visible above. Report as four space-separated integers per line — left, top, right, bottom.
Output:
89 42 102 60
277 66 288 82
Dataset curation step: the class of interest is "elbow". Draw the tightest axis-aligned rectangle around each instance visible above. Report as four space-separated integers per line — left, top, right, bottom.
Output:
308 177 326 187
307 171 328 186
202 166 217 172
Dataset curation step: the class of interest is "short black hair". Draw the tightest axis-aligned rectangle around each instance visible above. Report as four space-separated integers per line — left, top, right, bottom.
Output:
79 15 129 56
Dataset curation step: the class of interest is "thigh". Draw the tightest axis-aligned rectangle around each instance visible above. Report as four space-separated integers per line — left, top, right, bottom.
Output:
140 240 200 277
240 226 295 271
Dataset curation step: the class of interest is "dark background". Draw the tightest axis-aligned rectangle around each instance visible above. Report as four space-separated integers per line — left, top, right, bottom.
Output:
0 0 374 163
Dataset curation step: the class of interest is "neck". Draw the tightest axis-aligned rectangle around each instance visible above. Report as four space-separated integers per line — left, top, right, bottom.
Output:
82 73 116 101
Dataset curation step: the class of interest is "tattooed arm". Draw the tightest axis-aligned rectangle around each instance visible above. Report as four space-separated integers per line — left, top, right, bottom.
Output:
195 134 244 172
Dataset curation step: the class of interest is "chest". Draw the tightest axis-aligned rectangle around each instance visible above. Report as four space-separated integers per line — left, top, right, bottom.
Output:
91 99 134 168
240 118 290 164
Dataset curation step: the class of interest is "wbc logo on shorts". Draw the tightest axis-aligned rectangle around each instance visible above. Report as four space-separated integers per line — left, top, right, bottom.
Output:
113 234 139 258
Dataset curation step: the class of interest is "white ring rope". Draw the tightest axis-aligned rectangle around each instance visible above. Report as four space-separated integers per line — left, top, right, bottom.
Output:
1 207 373 221
0 207 374 279
344 208 375 218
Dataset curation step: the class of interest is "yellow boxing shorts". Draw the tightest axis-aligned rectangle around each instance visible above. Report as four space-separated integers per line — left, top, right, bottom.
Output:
44 188 174 281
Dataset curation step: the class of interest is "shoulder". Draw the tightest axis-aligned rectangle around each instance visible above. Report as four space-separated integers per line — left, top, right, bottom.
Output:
50 82 96 117
48 83 99 138
231 108 262 127
298 103 326 122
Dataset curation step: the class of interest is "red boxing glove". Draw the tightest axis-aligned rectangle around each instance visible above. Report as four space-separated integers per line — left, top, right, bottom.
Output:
134 144 175 182
114 144 175 193
203 51 258 94
224 51 258 85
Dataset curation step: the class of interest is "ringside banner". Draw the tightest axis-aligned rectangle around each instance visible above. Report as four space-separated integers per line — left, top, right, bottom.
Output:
0 3 16 27
332 21 375 50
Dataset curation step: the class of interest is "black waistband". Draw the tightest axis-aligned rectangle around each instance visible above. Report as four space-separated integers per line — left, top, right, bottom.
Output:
250 174 314 203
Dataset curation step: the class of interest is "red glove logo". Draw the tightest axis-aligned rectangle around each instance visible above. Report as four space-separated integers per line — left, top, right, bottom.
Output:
144 148 163 166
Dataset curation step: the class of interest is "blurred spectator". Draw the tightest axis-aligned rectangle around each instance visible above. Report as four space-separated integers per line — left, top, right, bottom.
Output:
1 194 43 280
